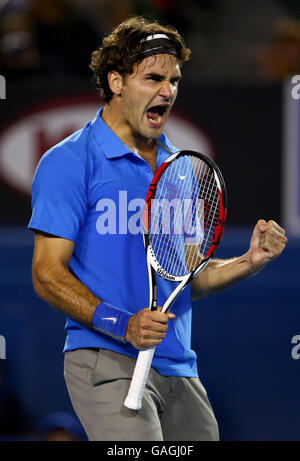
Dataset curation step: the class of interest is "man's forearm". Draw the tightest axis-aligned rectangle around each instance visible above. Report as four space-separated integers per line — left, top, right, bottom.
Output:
33 262 99 327
191 252 262 300
32 261 170 347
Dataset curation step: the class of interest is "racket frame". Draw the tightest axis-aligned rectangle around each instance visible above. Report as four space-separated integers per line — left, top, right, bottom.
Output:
124 150 227 410
144 149 227 299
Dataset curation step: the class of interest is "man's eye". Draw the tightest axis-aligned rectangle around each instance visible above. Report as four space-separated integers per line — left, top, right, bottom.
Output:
146 75 161 82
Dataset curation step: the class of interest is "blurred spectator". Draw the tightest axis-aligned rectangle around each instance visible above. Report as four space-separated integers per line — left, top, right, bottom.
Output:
256 17 300 80
73 0 164 35
0 0 102 80
35 411 88 441
0 9 40 78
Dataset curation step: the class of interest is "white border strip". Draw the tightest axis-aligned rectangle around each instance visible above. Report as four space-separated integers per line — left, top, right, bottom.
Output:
282 77 300 236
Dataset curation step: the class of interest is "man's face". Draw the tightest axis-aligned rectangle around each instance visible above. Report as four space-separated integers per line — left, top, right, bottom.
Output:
119 54 181 141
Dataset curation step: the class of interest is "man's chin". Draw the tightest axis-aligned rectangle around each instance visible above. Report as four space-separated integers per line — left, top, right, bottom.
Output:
145 125 165 140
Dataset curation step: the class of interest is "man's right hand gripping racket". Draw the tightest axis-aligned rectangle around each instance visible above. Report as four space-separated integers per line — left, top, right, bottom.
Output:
124 150 227 410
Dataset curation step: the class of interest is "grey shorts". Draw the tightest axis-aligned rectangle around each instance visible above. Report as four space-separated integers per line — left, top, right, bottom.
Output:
64 348 219 441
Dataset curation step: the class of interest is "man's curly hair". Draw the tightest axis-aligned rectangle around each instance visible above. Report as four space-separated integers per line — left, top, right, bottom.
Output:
89 15 191 103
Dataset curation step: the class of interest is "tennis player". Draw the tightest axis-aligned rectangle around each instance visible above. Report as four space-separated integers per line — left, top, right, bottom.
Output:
28 16 287 441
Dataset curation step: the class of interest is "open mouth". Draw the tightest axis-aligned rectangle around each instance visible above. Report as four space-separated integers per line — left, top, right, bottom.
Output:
146 105 169 126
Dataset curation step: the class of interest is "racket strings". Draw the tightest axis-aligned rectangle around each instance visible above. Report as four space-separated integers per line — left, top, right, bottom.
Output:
149 154 220 277
161 157 190 275
185 156 219 272
153 156 191 274
186 156 218 271
152 158 206 275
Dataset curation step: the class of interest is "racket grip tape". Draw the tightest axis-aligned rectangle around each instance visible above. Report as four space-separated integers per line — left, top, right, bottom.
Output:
124 346 156 410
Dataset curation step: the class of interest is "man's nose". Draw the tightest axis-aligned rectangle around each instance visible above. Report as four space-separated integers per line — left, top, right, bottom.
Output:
158 82 175 99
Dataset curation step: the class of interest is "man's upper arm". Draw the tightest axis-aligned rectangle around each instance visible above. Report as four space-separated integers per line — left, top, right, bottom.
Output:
32 231 75 275
28 144 87 243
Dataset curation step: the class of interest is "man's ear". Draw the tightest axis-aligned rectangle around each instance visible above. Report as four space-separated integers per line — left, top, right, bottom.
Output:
107 70 123 97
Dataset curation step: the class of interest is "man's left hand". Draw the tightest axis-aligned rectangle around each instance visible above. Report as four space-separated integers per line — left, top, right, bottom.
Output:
247 219 288 271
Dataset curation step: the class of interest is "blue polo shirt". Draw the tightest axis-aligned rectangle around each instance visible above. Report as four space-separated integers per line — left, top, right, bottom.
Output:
28 108 198 377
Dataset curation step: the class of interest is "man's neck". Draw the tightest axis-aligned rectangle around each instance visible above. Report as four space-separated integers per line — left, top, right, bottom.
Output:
101 104 156 155
101 103 157 172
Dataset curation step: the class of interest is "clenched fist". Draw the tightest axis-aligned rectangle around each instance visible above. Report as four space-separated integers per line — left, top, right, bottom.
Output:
247 219 287 271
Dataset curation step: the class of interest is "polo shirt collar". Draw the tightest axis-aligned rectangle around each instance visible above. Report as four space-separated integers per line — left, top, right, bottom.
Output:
91 108 177 160
91 108 129 159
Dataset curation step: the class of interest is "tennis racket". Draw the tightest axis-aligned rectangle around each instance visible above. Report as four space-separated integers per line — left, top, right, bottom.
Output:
124 149 227 410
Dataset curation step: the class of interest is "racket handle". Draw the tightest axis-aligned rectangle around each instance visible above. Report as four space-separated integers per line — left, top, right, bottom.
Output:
124 346 155 410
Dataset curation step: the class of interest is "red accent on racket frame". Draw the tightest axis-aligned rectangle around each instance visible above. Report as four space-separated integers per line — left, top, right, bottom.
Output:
204 188 226 258
143 160 171 231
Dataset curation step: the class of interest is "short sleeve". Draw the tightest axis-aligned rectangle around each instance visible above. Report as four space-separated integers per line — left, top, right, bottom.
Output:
28 145 87 241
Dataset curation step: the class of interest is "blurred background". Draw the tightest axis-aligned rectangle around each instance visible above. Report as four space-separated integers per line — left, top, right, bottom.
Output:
0 0 299 441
